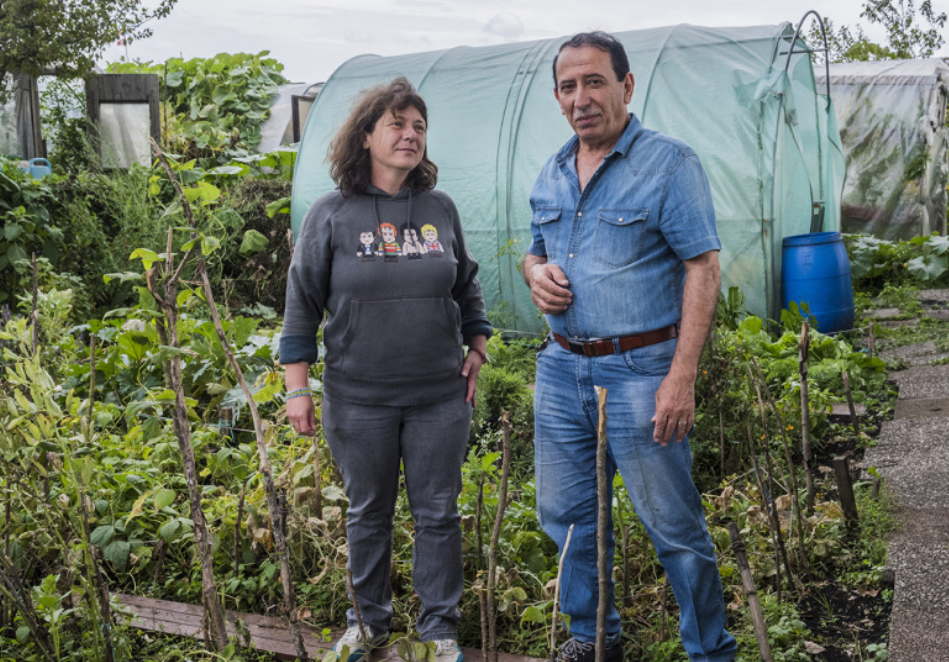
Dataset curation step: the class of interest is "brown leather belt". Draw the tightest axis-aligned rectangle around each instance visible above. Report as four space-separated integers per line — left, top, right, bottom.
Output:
552 324 678 357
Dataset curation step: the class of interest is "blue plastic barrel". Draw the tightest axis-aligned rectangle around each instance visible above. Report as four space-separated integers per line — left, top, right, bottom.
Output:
781 232 855 333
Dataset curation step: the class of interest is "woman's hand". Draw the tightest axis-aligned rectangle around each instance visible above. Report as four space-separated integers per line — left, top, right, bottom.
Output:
285 362 316 436
287 395 317 437
462 336 489 406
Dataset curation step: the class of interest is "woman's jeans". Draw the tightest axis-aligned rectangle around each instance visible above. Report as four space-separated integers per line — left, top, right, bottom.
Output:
322 393 472 642
534 342 737 662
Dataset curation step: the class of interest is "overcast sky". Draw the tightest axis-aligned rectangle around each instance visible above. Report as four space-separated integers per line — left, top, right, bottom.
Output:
99 0 949 83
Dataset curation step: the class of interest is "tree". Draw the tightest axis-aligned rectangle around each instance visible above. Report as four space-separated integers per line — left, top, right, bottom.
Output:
0 0 177 98
809 0 946 63
862 0 946 58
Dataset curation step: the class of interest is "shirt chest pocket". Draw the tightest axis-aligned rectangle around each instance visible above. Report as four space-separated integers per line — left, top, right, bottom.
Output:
533 207 562 260
594 208 649 268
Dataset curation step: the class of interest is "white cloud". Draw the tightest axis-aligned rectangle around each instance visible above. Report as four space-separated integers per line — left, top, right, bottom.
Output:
484 12 525 40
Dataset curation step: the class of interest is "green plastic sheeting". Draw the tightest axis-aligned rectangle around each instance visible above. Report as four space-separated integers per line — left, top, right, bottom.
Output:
291 23 845 333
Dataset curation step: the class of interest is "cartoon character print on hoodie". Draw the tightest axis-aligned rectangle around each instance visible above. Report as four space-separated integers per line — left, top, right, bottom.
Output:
280 184 493 407
357 230 376 260
376 222 402 261
400 222 426 259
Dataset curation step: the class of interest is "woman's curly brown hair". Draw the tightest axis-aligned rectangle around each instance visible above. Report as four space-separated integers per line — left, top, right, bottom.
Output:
327 77 438 197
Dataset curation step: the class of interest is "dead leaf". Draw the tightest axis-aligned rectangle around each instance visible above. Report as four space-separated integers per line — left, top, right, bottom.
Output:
804 641 826 654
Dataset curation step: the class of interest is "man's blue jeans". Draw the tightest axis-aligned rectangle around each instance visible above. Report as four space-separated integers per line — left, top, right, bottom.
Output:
534 341 737 662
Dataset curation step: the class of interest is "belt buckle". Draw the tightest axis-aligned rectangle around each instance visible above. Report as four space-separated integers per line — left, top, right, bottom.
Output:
566 338 589 356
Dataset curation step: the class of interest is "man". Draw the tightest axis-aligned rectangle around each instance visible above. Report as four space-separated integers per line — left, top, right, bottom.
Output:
523 32 736 662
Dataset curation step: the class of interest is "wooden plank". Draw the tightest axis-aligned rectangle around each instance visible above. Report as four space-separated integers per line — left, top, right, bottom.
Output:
116 594 546 662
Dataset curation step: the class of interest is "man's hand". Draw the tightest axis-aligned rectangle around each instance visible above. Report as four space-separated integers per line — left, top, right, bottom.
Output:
651 369 695 446
287 395 317 437
650 250 720 446
525 255 572 314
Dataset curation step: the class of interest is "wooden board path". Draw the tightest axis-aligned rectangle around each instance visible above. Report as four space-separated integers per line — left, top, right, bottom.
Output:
115 593 546 662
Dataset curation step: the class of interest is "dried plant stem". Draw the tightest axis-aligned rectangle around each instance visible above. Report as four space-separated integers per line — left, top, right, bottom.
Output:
594 386 609 662
750 359 809 580
728 523 774 662
234 481 246 576
311 433 323 517
31 252 38 356
798 322 815 514
348 568 367 641
87 334 96 439
550 523 574 659
842 369 861 438
150 138 308 658
746 424 788 602
486 412 512 662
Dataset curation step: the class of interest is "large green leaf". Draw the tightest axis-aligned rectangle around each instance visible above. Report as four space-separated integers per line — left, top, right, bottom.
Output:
239 229 269 256
90 525 115 547
907 254 948 281
104 540 131 572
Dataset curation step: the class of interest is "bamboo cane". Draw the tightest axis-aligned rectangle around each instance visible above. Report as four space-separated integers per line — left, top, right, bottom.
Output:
728 523 774 662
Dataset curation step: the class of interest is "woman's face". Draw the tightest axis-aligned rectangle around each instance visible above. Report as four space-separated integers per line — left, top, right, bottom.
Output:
363 105 426 186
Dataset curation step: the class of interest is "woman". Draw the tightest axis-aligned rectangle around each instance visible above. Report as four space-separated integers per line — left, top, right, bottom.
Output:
280 77 491 662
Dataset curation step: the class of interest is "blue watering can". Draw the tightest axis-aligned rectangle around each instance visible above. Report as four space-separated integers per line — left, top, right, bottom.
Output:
16 158 52 179
26 158 52 179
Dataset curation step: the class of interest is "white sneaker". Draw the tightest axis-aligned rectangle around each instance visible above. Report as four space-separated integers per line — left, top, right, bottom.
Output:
334 625 388 662
431 639 463 662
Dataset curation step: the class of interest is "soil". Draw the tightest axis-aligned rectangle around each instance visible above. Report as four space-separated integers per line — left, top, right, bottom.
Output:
799 407 893 660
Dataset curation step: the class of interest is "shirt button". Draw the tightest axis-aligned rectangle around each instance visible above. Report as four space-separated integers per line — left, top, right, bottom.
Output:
618 217 623 222
568 253 574 258
577 212 583 217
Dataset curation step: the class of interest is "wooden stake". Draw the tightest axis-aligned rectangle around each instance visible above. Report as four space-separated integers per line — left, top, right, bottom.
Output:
486 412 512 662
311 432 322 518
549 523 574 660
658 579 668 642
150 137 304 658
868 324 875 359
833 455 859 529
728 523 774 662
799 322 815 514
842 369 861 438
594 386 609 662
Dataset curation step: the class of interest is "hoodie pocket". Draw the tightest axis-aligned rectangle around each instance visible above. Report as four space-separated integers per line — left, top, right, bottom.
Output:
340 297 463 379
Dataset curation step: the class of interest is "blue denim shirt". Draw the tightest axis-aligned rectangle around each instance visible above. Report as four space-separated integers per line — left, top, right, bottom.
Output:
528 114 721 339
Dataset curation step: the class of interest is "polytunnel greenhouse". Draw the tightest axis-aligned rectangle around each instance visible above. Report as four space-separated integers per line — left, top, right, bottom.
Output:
291 23 845 332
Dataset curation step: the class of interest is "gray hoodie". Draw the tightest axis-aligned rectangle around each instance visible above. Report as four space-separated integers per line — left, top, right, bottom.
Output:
280 185 493 406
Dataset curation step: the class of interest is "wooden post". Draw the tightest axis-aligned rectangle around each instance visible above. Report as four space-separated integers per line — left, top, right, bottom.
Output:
868 324 875 360
842 369 861 438
594 386 609 662
728 523 774 662
833 455 859 529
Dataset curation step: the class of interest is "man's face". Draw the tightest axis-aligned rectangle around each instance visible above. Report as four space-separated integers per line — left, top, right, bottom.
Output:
360 232 374 245
554 45 634 151
381 226 396 243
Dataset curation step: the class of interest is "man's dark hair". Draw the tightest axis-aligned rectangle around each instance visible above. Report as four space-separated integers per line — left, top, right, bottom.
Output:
552 31 630 86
